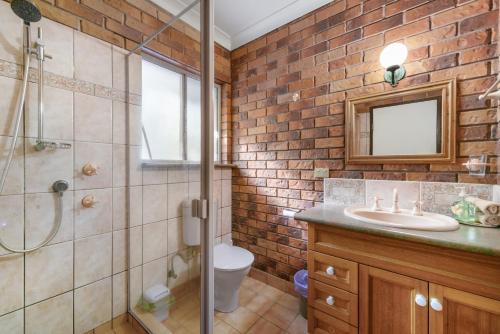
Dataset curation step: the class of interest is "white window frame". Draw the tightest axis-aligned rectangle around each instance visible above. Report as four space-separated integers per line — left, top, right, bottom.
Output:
141 54 221 166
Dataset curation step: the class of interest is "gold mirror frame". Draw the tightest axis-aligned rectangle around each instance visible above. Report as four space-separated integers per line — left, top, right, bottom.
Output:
346 79 456 164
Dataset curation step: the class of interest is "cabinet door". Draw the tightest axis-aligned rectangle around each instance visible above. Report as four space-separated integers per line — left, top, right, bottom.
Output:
359 265 428 334
430 284 500 334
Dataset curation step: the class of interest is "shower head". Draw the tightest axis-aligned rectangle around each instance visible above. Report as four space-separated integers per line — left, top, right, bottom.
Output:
10 0 41 24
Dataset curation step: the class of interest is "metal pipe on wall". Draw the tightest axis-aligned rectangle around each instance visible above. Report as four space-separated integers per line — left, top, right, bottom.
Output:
200 0 215 332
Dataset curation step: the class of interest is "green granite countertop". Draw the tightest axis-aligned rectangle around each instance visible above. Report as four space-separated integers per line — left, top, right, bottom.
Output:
295 204 500 257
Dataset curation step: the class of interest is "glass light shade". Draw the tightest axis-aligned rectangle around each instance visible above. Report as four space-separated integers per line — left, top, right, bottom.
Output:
379 43 408 69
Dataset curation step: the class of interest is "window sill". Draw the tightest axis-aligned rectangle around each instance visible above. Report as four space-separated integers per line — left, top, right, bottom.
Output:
142 160 235 168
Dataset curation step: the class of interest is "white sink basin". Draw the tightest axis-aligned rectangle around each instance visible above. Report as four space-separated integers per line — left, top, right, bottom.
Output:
344 207 459 231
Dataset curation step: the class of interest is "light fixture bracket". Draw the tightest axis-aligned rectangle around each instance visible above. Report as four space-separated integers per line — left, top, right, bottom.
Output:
384 65 406 87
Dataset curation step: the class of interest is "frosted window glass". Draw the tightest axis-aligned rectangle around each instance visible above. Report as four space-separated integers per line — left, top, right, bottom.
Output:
141 60 182 160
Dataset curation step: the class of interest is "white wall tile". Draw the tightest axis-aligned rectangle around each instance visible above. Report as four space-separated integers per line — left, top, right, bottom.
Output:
26 84 73 141
74 188 112 239
74 93 112 143
0 77 23 138
221 206 231 235
25 292 73 334
25 192 73 248
129 266 142 308
112 46 141 95
112 272 127 318
0 1 23 64
74 278 112 334
366 180 420 210
25 241 73 305
142 258 167 292
129 145 143 186
112 187 127 231
24 138 73 193
143 221 164 263
167 218 184 254
324 178 365 206
112 144 126 187
113 229 127 275
74 142 112 190
129 226 143 268
74 233 112 288
142 167 168 185
74 32 112 87
0 136 24 195
0 309 23 334
0 195 24 256
0 254 23 316
222 179 232 207
168 166 189 183
143 184 167 224
129 186 143 228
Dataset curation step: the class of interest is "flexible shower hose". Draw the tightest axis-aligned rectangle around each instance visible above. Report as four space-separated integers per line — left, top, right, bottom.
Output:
0 54 65 253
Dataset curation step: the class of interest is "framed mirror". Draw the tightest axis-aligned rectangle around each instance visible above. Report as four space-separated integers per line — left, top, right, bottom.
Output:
346 79 456 164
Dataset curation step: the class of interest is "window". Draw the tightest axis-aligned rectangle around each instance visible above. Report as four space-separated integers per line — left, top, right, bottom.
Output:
141 56 221 163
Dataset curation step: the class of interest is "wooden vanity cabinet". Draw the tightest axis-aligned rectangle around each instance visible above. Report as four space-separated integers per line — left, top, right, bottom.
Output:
307 223 500 334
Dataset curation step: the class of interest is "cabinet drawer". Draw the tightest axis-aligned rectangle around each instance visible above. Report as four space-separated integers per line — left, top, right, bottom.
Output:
309 251 358 293
309 279 358 326
308 307 358 334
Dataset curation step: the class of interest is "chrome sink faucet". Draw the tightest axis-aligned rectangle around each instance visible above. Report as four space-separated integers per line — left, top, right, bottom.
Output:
391 188 401 213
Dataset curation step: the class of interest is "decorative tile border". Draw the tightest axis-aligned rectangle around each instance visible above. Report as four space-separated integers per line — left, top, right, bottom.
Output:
0 59 141 106
324 178 494 216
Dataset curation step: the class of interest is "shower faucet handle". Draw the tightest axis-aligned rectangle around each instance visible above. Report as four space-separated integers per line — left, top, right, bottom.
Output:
82 163 98 176
81 195 97 208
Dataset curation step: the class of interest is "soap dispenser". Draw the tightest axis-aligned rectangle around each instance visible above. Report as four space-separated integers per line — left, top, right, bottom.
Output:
451 187 477 224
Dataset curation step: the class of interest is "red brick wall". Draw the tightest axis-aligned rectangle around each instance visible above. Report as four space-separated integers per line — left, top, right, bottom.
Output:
230 0 499 281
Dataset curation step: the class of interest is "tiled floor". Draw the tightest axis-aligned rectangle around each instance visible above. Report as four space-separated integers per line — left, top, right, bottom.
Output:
162 276 307 334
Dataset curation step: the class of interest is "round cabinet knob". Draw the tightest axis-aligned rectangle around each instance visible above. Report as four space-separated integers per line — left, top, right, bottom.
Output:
430 298 443 312
81 195 97 208
326 296 335 306
82 163 98 176
325 266 335 276
415 294 427 307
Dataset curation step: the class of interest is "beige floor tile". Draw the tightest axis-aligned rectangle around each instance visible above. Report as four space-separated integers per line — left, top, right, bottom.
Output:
259 285 284 300
263 303 297 330
239 287 257 307
214 319 239 334
245 294 274 316
286 314 307 334
246 317 282 334
241 277 266 293
276 293 300 313
217 307 259 333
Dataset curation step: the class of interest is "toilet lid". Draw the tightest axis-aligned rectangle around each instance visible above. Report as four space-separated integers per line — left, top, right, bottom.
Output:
214 243 254 271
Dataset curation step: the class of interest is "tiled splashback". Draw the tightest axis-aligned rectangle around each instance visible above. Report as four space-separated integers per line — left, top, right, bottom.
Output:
324 178 497 216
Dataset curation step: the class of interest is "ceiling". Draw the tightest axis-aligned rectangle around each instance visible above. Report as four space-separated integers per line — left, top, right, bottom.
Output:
150 0 332 50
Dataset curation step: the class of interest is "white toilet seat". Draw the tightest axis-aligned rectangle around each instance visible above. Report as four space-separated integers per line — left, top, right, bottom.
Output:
214 243 254 272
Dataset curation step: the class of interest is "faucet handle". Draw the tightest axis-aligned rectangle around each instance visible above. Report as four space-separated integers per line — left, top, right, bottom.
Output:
372 196 383 211
412 200 423 216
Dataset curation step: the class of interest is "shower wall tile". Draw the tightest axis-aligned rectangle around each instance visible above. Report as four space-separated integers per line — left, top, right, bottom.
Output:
142 258 167 292
112 144 126 187
25 192 74 248
24 138 73 193
112 187 127 231
129 186 143 228
25 291 73 334
112 272 127 318
26 84 73 141
74 233 112 288
112 101 141 146
129 226 143 269
0 136 24 195
74 277 112 334
222 206 232 235
222 179 232 207
0 1 23 65
143 220 164 263
0 254 24 315
0 77 24 137
112 229 127 274
167 217 184 254
129 267 142 309
74 93 112 143
0 195 24 256
167 166 189 183
143 166 168 185
74 188 112 239
167 182 189 219
0 309 23 334
74 142 113 190
74 32 112 88
143 184 168 224
112 47 142 96
25 241 73 305
30 18 74 78
128 145 143 186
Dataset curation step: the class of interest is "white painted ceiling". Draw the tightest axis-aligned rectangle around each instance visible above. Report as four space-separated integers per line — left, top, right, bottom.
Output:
150 0 331 50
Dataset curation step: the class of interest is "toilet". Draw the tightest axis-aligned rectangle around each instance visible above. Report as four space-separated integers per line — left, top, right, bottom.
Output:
214 243 254 312
183 201 254 312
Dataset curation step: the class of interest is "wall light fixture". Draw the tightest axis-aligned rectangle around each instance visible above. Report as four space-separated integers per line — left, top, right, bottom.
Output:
380 42 408 86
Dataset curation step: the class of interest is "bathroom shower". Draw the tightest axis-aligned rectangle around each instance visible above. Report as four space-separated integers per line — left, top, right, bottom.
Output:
0 0 69 253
